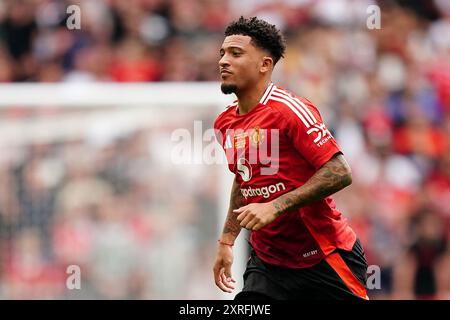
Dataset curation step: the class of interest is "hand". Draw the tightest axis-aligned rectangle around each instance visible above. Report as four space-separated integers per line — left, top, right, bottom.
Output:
234 202 279 231
213 244 236 293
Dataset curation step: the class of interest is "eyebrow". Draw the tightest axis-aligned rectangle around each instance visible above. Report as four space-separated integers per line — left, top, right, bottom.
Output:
220 46 245 53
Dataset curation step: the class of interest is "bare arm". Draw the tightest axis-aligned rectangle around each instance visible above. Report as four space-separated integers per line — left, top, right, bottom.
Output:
272 153 352 215
220 176 245 244
213 176 244 293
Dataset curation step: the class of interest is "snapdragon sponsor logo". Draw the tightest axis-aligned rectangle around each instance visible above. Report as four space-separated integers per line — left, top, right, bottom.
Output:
241 182 286 199
171 121 280 176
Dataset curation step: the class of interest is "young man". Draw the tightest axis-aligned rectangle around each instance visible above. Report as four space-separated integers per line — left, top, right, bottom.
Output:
213 17 369 300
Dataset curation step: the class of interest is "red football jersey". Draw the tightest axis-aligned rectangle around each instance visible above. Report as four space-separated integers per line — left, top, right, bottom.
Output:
214 82 356 268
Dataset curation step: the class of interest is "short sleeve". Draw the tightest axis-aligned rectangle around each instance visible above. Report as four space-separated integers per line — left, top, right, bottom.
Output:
213 114 235 174
281 97 341 169
213 118 224 148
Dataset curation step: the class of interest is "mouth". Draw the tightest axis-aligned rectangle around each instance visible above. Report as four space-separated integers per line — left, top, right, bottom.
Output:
220 70 232 79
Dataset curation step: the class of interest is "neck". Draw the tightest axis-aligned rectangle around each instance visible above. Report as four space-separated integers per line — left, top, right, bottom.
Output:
236 80 271 115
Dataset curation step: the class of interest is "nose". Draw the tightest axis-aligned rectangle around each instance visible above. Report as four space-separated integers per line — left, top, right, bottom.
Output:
219 54 230 68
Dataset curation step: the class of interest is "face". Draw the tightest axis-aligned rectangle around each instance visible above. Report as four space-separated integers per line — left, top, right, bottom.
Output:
219 35 273 94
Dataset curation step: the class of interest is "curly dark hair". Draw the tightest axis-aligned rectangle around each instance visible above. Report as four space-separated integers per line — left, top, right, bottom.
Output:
224 16 286 65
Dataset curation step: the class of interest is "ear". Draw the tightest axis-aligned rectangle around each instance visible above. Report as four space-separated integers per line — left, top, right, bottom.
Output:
260 56 274 73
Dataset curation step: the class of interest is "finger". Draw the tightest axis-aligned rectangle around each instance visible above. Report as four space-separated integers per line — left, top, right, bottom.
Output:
221 273 235 290
253 223 264 231
219 268 234 292
222 266 236 289
217 277 232 293
233 205 247 214
213 267 222 288
213 265 224 285
236 210 248 222
240 212 255 228
213 264 221 278
245 219 258 230
215 269 232 293
223 266 236 283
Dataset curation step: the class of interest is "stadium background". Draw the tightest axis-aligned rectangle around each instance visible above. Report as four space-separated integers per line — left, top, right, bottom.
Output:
0 0 450 299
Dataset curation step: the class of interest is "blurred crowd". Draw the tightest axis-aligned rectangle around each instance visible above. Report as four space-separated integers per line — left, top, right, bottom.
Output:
0 110 221 299
1 0 450 299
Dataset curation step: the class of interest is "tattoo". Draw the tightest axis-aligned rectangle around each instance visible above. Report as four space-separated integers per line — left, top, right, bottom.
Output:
222 178 245 238
272 153 352 215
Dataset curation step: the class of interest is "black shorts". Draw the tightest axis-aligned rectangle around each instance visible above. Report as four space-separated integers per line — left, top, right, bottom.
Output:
235 239 369 300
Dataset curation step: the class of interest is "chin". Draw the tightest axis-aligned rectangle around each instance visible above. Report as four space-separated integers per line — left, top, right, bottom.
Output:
221 83 238 95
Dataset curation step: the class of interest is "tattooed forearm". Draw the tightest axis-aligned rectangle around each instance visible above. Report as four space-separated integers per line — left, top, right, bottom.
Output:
272 153 352 216
221 177 245 240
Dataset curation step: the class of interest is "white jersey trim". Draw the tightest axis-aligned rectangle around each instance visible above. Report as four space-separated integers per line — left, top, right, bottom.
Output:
270 96 311 128
259 82 274 105
272 88 317 125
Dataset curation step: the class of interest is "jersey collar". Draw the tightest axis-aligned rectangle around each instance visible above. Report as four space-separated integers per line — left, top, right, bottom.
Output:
259 82 275 105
